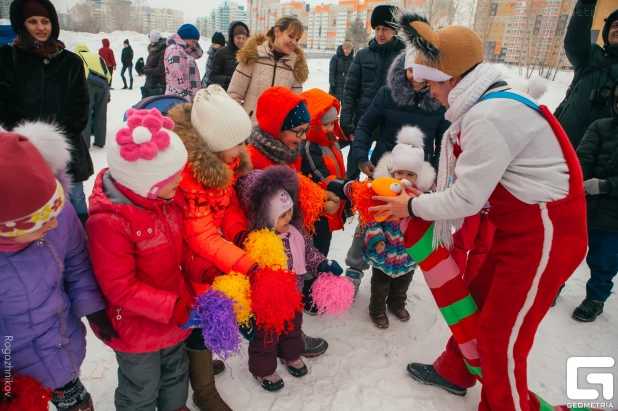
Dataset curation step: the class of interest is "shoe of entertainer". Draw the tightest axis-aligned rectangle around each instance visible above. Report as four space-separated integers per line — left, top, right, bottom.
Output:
572 298 604 322
187 349 232 411
254 372 284 392
281 358 308 377
344 268 362 296
213 359 225 376
301 332 328 357
406 363 467 396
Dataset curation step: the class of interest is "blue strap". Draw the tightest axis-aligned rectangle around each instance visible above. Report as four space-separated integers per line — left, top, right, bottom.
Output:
480 91 542 113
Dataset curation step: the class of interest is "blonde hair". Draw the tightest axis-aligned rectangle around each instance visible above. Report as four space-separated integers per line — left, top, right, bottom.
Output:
266 16 304 44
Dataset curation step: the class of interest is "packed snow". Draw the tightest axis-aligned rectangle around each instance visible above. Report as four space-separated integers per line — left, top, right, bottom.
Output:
46 28 618 410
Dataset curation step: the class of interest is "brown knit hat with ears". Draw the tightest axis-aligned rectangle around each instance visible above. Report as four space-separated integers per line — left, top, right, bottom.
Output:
395 11 483 81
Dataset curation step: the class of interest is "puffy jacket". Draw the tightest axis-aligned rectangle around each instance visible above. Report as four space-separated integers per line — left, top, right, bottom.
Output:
202 45 217 87
165 33 203 101
0 204 106 390
74 43 111 83
576 81 618 233
166 103 256 275
556 0 618 148
121 44 133 66
300 89 348 231
0 44 93 182
329 45 354 102
98 38 116 67
144 38 166 86
246 138 302 172
340 37 406 131
352 53 449 170
228 33 309 125
210 21 250 90
86 169 204 354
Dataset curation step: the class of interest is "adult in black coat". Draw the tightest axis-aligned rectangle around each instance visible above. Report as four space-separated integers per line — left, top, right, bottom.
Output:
120 38 134 89
209 21 249 90
144 37 166 87
572 80 618 322
0 0 92 224
352 52 449 176
329 41 354 102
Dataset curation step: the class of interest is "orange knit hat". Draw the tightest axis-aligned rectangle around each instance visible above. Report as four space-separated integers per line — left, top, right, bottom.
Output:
395 11 483 81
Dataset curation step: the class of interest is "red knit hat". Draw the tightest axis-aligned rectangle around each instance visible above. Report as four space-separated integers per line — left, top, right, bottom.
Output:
256 86 306 139
0 123 71 237
21 0 50 20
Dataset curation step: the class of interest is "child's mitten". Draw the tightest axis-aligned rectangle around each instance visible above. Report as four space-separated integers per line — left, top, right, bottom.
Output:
318 260 343 276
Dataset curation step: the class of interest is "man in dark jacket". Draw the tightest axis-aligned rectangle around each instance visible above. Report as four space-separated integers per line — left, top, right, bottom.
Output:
556 0 618 148
329 40 354 102
340 4 405 179
209 21 249 90
99 38 116 87
143 30 166 97
573 80 618 322
120 38 133 89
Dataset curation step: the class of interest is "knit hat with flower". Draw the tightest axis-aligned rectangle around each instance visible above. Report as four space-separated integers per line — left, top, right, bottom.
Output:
0 122 70 237
108 108 188 199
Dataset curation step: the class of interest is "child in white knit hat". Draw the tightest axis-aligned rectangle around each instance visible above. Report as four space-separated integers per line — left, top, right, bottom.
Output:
363 125 436 329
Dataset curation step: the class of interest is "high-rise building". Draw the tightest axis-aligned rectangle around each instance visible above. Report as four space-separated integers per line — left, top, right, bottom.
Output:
0 0 10 19
142 7 184 33
247 0 310 47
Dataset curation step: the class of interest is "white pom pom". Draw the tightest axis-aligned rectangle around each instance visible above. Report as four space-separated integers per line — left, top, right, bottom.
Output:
132 126 153 144
12 121 71 174
396 126 425 148
526 76 547 100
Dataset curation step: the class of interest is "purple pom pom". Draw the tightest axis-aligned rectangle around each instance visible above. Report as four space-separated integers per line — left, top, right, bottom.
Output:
195 289 243 361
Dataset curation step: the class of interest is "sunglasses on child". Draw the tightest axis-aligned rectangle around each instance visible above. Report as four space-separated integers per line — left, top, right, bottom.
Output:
289 125 312 138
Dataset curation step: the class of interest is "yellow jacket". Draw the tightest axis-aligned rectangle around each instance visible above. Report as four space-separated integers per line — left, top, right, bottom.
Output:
74 44 111 82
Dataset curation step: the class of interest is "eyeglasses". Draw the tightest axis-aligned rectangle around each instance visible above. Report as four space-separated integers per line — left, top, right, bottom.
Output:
289 125 311 138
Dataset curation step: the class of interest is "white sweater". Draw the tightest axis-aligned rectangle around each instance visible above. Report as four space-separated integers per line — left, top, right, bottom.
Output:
412 91 570 221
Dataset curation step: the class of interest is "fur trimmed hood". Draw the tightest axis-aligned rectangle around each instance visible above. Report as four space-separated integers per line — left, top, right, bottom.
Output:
236 166 303 231
236 32 309 84
374 153 435 191
148 38 166 55
387 52 442 112
167 102 252 189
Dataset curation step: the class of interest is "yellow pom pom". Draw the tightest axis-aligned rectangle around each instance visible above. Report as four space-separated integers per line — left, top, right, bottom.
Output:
243 228 288 268
212 273 253 326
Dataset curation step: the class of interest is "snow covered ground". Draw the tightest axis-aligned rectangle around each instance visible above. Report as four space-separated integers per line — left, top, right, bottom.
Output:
50 29 618 410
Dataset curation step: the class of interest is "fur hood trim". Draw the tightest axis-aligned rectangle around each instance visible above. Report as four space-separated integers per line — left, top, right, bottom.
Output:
167 103 252 189
236 32 309 84
374 152 436 192
386 53 442 111
148 39 166 55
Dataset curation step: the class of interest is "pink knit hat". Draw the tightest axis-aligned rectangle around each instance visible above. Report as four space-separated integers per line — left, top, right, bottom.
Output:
107 109 188 198
267 189 294 229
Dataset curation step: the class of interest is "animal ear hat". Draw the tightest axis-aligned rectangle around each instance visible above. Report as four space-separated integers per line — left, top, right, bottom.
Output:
394 10 483 82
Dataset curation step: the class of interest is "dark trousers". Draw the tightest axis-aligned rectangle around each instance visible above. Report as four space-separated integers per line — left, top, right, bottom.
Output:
312 216 332 257
114 341 189 411
107 66 114 86
346 147 361 180
248 311 303 377
369 267 414 315
121 64 133 88
82 82 108 148
586 229 618 302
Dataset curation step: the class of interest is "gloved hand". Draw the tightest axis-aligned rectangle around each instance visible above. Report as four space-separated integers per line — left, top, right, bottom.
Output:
584 178 609 195
239 318 256 341
86 309 119 342
234 230 250 248
180 311 201 329
171 296 195 327
317 260 343 276
358 161 375 178
246 263 260 283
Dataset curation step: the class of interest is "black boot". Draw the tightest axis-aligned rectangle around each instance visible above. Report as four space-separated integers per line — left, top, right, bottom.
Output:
129 79 133 90
300 332 328 357
572 298 604 322
406 363 467 396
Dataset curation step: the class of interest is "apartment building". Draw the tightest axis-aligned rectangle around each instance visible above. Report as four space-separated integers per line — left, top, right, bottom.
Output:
0 0 10 19
143 7 184 33
247 0 310 47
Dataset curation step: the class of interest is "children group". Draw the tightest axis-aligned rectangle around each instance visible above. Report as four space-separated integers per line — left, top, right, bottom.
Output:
0 84 435 411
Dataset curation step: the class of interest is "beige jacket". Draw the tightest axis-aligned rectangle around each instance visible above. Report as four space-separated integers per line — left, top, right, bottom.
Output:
228 33 309 125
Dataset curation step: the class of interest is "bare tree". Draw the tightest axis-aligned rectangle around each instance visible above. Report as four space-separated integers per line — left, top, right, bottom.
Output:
346 17 368 52
108 0 132 31
68 1 101 33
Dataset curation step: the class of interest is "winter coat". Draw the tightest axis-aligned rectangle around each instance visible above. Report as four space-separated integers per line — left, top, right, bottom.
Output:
209 21 249 91
228 33 309 125
135 57 144 75
165 33 204 101
144 39 166 86
576 82 618 233
340 37 406 130
86 169 204 354
556 0 618 148
74 43 111 83
166 103 256 276
299 89 348 231
99 38 116 67
202 45 217 87
0 204 106 390
352 53 450 170
0 44 93 182
329 45 354 102
246 134 302 172
121 45 133 66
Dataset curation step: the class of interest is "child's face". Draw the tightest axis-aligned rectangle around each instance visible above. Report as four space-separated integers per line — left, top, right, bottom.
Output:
12 217 58 243
323 121 335 132
275 209 293 234
279 123 310 151
394 170 417 184
218 142 245 165
157 174 182 200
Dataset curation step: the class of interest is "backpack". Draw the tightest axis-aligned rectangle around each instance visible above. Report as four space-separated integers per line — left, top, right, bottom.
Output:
122 95 186 121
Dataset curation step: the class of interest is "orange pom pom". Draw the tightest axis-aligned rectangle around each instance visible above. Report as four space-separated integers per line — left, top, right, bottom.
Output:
349 180 379 227
298 173 327 235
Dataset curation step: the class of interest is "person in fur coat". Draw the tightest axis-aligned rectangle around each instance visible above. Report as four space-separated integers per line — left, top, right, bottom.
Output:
235 166 342 392
363 126 435 329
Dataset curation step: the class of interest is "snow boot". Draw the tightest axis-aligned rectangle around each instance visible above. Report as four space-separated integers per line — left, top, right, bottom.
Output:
254 372 284 392
388 307 410 322
213 359 225 376
301 332 328 357
572 298 604 322
129 79 133 90
187 349 232 411
66 396 94 411
406 363 467 396
367 306 389 329
281 358 308 377
344 268 363 297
